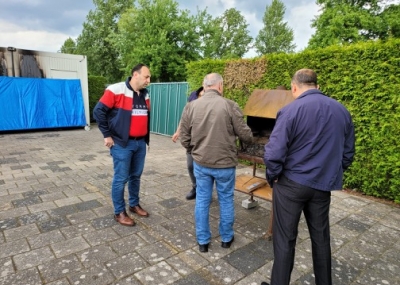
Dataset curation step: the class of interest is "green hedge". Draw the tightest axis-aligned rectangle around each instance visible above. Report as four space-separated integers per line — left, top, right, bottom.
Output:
186 59 226 91
186 39 400 203
88 75 108 122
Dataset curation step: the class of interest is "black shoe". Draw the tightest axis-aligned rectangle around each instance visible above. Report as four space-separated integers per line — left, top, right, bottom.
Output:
186 188 196 200
198 243 209 252
260 282 270 285
221 236 234 248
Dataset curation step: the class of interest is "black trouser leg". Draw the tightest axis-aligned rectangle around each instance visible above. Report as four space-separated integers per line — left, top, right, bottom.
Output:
270 176 332 285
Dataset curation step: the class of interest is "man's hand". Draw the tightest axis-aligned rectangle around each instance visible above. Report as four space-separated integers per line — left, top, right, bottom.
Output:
104 137 114 148
171 131 179 143
266 170 278 188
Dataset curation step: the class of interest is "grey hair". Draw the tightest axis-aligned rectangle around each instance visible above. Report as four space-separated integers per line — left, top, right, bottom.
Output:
203 73 223 87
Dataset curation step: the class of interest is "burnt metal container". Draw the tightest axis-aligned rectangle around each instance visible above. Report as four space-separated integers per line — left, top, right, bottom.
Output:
238 89 294 173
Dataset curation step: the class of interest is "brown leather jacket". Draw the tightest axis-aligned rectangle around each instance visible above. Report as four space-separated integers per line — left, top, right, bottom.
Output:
180 89 253 168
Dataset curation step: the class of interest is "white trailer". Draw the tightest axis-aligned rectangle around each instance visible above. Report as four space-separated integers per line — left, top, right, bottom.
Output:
0 47 90 130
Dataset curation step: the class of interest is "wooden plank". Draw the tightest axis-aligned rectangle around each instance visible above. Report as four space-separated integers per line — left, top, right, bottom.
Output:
235 174 273 202
253 187 273 201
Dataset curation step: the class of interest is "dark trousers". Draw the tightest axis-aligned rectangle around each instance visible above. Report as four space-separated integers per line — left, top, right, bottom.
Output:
271 175 332 285
186 152 196 188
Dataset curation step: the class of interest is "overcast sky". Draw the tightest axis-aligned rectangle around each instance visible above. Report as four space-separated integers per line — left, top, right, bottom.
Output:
0 0 320 57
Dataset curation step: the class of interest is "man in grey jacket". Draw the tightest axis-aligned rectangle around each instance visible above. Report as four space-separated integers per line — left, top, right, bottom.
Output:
180 73 253 253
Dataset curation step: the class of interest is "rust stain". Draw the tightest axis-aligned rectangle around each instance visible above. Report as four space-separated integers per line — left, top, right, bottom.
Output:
243 89 294 119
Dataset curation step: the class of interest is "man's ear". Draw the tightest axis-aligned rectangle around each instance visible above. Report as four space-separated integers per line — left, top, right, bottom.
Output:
291 83 296 93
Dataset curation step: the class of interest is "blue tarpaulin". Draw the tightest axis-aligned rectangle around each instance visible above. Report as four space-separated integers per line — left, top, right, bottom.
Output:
0 77 86 131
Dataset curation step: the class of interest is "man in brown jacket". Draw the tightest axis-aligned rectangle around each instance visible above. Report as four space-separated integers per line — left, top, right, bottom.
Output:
180 73 253 253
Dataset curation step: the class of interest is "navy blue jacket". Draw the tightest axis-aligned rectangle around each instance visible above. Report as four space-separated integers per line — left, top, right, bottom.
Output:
187 90 198 102
264 89 355 191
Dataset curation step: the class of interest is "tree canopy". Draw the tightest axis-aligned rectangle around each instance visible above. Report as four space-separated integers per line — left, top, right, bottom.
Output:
308 0 400 49
113 0 202 82
202 8 253 59
74 0 133 82
60 37 77 54
254 0 296 55
59 0 299 82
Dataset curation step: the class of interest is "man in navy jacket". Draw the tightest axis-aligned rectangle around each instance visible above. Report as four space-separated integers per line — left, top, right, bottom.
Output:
262 69 355 285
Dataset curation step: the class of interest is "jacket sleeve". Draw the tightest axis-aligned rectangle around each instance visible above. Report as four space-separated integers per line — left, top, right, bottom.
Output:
264 109 291 179
342 118 355 170
93 89 114 138
231 102 253 144
179 104 192 152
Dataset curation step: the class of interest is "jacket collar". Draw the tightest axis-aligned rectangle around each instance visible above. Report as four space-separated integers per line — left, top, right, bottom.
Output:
204 89 222 97
297 88 324 100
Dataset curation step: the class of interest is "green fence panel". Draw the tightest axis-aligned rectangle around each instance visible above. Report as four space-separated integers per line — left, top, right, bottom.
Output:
148 82 189 136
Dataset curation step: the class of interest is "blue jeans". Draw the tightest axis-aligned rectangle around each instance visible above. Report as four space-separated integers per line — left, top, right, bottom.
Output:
193 161 236 245
110 139 146 214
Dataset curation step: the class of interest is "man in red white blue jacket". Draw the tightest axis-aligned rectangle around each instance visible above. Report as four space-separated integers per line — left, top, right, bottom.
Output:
93 63 151 227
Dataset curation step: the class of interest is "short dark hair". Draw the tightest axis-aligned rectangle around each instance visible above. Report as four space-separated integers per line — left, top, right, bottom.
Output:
195 86 204 96
292 69 318 87
131 63 148 75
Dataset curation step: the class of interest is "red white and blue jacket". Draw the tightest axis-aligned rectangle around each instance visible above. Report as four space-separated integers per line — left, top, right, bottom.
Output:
93 77 150 147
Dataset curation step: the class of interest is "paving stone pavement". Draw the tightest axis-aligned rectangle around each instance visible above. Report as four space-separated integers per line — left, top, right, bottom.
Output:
0 125 399 285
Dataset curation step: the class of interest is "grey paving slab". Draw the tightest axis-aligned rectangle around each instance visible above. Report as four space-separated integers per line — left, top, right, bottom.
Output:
0 239 30 259
134 261 181 285
45 279 70 285
66 264 115 285
77 244 118 268
136 241 178 265
203 258 245 284
0 267 42 285
4 223 40 241
60 222 96 239
37 254 83 283
27 229 65 249
0 126 399 285
13 246 55 270
18 209 51 225
51 236 91 258
83 227 120 246
109 234 149 255
106 252 149 279
0 257 14 278
166 249 210 276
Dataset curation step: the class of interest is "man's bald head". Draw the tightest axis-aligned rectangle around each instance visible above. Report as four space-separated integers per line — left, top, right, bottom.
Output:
203 73 224 95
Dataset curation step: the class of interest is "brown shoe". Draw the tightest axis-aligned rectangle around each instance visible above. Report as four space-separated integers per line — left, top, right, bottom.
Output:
129 204 149 217
114 211 135 226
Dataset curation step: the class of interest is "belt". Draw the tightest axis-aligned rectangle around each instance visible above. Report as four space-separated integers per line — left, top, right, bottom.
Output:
129 136 145 140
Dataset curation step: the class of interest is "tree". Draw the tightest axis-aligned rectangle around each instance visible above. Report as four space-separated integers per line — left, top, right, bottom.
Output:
378 4 400 38
202 8 253 59
75 0 133 82
307 0 400 49
60 37 77 54
113 0 204 82
254 0 296 55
